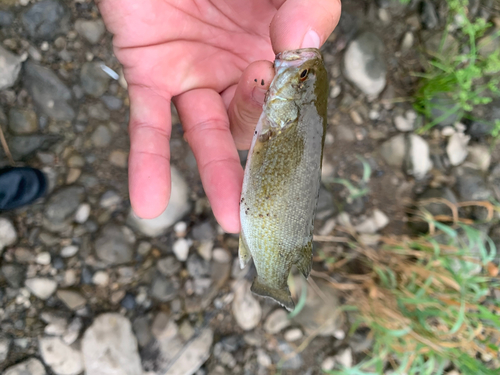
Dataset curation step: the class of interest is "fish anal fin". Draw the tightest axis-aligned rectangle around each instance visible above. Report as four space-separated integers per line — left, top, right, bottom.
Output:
295 240 313 279
251 277 295 311
238 234 252 269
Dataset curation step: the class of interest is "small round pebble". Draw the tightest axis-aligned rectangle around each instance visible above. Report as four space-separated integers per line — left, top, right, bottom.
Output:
284 328 303 342
212 248 231 263
174 221 187 237
75 203 91 223
321 356 336 371
120 293 136 310
61 245 79 258
36 252 51 265
92 271 109 286
173 238 190 261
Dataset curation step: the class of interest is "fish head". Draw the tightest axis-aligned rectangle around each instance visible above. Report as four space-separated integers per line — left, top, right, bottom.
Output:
264 48 328 131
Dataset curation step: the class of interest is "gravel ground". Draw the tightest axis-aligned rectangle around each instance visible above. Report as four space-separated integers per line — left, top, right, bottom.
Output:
1 0 500 375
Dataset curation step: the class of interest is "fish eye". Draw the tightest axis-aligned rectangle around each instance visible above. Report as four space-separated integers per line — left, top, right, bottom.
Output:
299 69 309 80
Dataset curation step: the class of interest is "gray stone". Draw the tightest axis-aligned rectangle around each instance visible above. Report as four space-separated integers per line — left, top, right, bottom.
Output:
127 167 191 236
468 99 500 138
81 62 110 97
0 46 24 90
0 10 14 27
91 125 112 147
25 278 57 300
43 186 85 231
232 279 262 331
82 314 142 375
99 190 121 208
420 0 439 29
417 187 458 218
157 256 181 277
22 0 70 41
23 61 75 120
164 328 214 375
39 336 83 375
74 18 106 44
1 263 25 288
132 316 153 347
88 102 110 120
8 108 39 134
343 32 387 96
0 336 10 363
264 309 291 334
95 224 135 265
151 272 179 302
5 358 46 375
101 95 123 110
429 93 461 127
8 134 62 161
274 342 303 370
56 290 87 310
192 221 216 241
424 33 459 59
455 168 492 201
0 218 17 255
187 253 211 278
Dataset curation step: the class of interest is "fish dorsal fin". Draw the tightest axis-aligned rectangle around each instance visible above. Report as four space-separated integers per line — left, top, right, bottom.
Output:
294 240 313 279
238 234 252 269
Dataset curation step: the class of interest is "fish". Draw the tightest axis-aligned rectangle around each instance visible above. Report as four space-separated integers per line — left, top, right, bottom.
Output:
238 48 328 311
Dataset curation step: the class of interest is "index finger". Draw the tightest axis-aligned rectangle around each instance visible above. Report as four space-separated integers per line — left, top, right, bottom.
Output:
270 0 342 53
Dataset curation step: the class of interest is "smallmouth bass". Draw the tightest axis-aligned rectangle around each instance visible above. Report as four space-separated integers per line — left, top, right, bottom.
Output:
239 48 328 311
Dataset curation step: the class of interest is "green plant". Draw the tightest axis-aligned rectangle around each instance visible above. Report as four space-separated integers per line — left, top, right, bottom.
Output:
409 0 500 133
325 156 372 203
321 210 500 374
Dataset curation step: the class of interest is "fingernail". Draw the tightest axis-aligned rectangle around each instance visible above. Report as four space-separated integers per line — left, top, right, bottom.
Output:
252 86 267 105
301 29 321 49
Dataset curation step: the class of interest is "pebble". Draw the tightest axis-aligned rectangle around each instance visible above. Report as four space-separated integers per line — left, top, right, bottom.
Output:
0 337 10 363
88 102 110 120
343 32 387 96
91 125 112 147
173 238 190 261
80 62 111 97
74 203 91 223
151 273 179 302
36 252 51 265
400 31 414 52
0 218 17 254
212 248 231 263
4 358 46 375
0 10 14 27
0 45 24 90
284 328 303 342
22 0 70 41
157 256 181 277
465 145 491 172
137 241 152 256
428 93 460 127
74 18 106 44
99 190 121 208
197 240 213 261
25 278 57 300
101 95 123 110
174 221 187 237
8 108 39 134
127 167 191 236
335 348 353 368
43 186 85 231
39 336 83 375
420 0 439 29
275 342 303 370
23 61 75 121
109 150 128 168
446 132 470 166
394 109 419 132
232 280 262 331
56 290 86 310
321 356 336 372
10 134 62 161
92 271 110 286
264 309 291 334
354 209 390 234
95 224 135 265
187 253 211 278
66 168 81 184
82 314 143 375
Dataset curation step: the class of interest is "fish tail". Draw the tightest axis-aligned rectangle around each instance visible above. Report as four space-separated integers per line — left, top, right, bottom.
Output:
251 277 295 312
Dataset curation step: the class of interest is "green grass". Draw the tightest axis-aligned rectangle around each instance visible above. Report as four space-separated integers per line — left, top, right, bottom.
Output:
321 207 500 374
403 0 500 135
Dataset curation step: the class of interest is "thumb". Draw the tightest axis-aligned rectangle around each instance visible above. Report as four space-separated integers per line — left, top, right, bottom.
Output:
228 60 274 150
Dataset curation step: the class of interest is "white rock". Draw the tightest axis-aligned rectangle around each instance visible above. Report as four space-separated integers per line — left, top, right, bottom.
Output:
127 167 190 237
92 271 109 286
56 290 86 310
0 337 10 363
256 349 272 368
0 46 25 90
173 238 190 261
335 348 353 369
284 328 303 342
264 309 290 334
25 278 57 300
5 358 46 375
0 217 17 254
408 134 433 179
232 280 262 331
61 245 79 258
394 110 418 132
35 252 51 265
174 221 187 237
465 145 491 172
82 313 142 375
163 328 214 375
354 209 390 234
401 31 414 52
321 356 336 371
39 337 83 375
74 203 91 223
343 32 387 96
212 248 231 263
197 240 213 261
447 132 470 166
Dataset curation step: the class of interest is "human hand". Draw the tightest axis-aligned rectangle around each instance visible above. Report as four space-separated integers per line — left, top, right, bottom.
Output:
96 0 341 233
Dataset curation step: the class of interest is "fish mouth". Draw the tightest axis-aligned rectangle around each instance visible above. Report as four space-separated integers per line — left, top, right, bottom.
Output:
274 48 322 70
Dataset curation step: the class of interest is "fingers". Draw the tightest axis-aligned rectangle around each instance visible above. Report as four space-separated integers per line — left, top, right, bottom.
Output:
270 0 342 53
228 60 275 150
128 84 172 219
174 89 243 233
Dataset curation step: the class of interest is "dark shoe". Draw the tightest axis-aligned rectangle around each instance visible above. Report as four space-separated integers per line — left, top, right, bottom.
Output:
0 167 47 210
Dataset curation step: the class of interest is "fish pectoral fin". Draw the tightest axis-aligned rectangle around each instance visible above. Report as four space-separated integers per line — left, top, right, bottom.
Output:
238 234 252 269
294 240 313 279
251 277 295 312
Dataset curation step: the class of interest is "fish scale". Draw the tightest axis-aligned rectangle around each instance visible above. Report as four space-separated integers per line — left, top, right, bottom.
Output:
239 48 328 311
